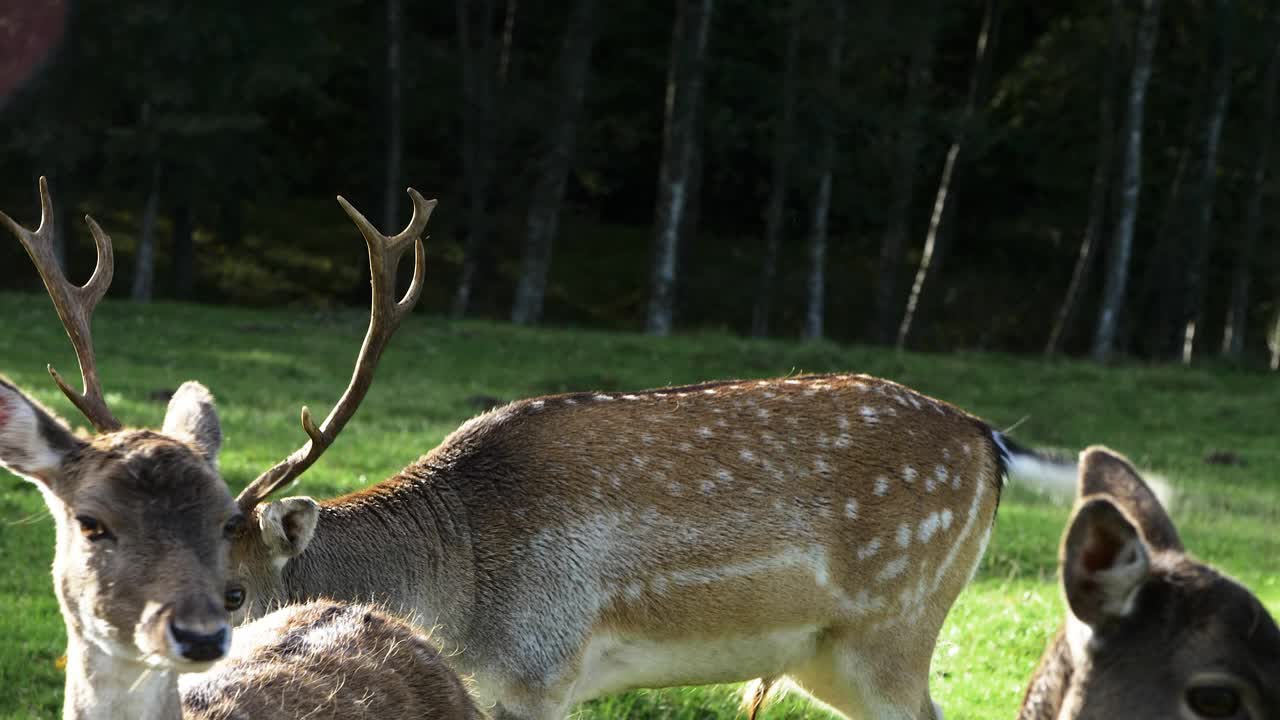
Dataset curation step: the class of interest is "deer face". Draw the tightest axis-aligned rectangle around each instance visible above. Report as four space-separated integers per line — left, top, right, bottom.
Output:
1049 449 1280 719
225 496 319 624
0 379 243 671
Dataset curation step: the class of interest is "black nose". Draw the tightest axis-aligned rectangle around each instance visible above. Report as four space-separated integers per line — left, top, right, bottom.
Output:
169 622 229 662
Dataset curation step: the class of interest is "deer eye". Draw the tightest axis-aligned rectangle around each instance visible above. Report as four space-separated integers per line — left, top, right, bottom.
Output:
224 585 246 611
223 514 246 540
1186 685 1241 718
75 515 115 542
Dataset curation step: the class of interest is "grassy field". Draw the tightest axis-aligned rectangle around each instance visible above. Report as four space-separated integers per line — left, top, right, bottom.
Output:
1 290 1277 719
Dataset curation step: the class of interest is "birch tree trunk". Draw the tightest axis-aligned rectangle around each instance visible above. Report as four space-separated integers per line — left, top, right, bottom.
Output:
896 0 1001 349
1091 0 1164 362
804 0 846 342
750 2 800 338
1045 0 1123 356
870 0 938 345
1178 0 1232 362
646 0 714 336
511 0 600 325
131 162 162 303
1223 8 1280 358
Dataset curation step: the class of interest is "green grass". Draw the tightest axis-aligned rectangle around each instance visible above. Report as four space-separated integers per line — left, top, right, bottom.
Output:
1 291 1277 719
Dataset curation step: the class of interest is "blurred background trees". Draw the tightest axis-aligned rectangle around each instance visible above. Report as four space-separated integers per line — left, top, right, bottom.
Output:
2 0 1279 365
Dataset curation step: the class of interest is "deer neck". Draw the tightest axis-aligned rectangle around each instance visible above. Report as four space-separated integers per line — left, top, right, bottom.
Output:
62 635 181 720
283 464 475 630
1017 627 1073 720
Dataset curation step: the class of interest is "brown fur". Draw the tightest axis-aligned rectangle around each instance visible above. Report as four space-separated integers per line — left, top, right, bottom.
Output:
231 373 1011 718
182 600 480 719
1017 447 1280 719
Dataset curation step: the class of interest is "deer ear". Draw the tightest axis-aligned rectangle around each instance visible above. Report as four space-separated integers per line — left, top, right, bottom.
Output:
1078 446 1181 552
162 382 222 466
1062 497 1151 627
258 497 319 563
0 378 84 486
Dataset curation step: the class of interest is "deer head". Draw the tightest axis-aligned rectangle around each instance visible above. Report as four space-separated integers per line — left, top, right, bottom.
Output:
1020 447 1280 719
0 178 431 676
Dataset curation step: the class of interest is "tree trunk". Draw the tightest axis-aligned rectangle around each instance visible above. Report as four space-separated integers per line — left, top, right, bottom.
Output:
451 0 504 319
896 0 1002 350
383 0 403 235
804 0 846 342
646 0 715 336
870 0 938 345
131 162 162 303
1178 0 1232 362
1045 0 1123 356
1091 0 1163 362
1223 9 1280 358
511 0 601 326
170 201 194 300
750 1 800 338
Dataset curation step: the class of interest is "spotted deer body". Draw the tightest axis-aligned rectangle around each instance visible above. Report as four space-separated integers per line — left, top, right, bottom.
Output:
1 179 477 719
231 374 1078 719
1018 448 1280 720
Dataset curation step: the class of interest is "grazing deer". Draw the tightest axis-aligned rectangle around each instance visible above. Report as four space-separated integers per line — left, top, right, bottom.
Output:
226 367 1080 712
1018 447 1280 720
0 178 478 719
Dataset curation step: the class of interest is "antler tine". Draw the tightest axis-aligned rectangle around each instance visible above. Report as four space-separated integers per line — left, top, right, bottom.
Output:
2 177 121 432
236 189 434 511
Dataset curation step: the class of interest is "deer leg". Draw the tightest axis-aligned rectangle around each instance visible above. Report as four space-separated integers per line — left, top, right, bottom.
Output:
785 629 938 720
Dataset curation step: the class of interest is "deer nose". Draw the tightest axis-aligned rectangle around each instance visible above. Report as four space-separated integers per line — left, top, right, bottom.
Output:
169 621 230 662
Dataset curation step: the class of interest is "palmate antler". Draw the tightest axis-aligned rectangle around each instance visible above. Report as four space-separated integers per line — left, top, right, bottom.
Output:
235 190 435 512
1 177 122 432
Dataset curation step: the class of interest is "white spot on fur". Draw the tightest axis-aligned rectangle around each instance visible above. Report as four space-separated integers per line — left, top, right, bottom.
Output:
940 509 954 530
837 415 850 430
814 457 831 474
878 556 909 582
739 449 756 463
594 394 614 402
678 441 694 452
874 476 889 496
703 389 717 395
641 433 655 446
918 512 941 544
716 468 734 483
697 426 713 438
700 480 716 495
563 398 577 405
622 394 640 401
896 523 911 548
784 379 801 385
902 466 917 483
530 400 545 410
860 406 879 425
857 537 882 560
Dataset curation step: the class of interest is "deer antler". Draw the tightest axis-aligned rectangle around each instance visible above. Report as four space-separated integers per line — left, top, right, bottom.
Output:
236 189 434 511
1 177 121 432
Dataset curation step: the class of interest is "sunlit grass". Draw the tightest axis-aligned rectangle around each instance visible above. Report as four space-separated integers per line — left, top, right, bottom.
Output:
1 292 1277 719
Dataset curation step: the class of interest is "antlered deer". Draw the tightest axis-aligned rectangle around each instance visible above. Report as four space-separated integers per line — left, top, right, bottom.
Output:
227 370 1081 712
0 178 478 719
1019 447 1280 719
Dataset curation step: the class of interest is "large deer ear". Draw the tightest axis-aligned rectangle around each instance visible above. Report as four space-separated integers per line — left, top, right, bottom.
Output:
0 378 85 486
1062 497 1151 627
1078 446 1181 552
162 382 222 467
258 497 319 564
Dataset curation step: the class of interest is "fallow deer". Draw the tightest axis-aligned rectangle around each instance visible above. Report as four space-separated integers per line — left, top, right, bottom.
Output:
1018 447 1280 720
225 365 1083 713
0 178 479 719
